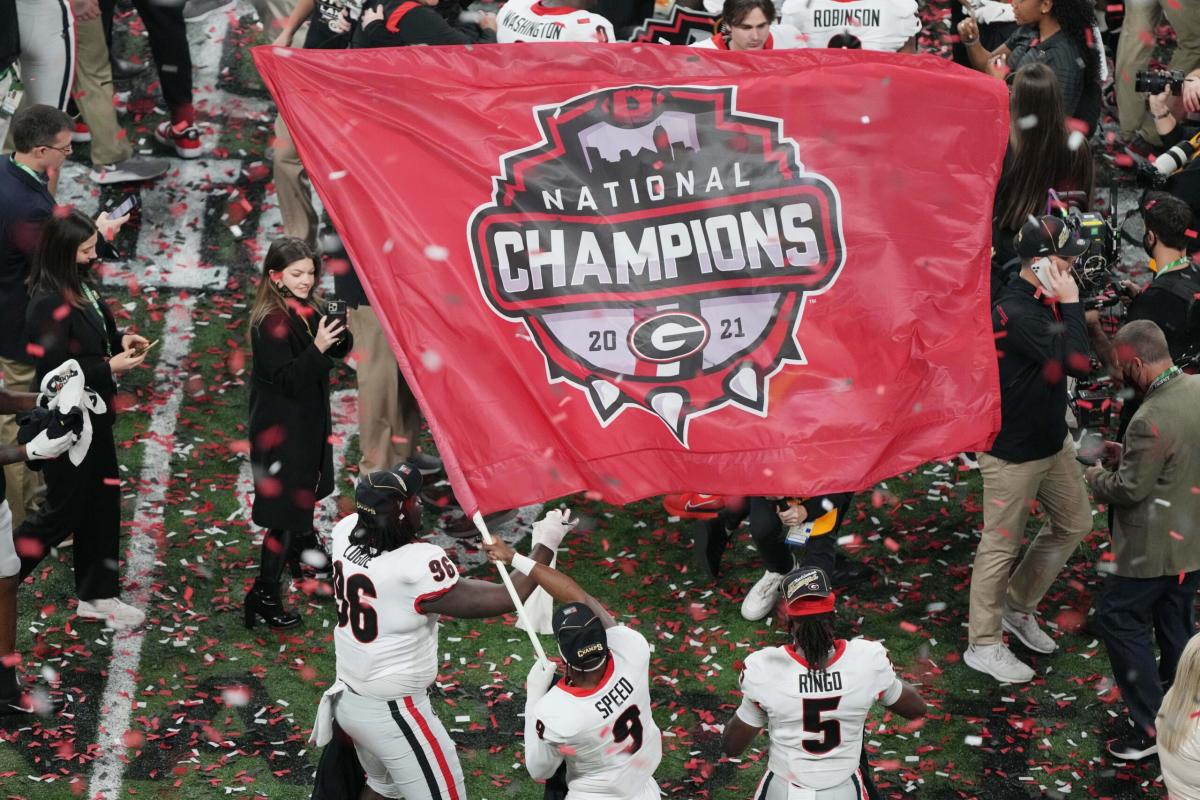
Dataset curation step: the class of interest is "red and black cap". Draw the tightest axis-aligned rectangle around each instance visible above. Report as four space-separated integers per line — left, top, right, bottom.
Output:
782 567 836 617
552 602 609 671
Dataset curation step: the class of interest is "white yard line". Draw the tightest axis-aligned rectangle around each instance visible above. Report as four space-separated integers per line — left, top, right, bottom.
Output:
86 296 196 800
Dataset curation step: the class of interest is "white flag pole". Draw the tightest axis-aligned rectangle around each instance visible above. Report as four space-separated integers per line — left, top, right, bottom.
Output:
471 511 549 662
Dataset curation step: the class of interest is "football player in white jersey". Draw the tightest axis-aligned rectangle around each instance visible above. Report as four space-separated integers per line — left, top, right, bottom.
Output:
723 567 926 800
482 536 662 800
781 0 919 53
496 0 615 43
325 464 573 800
692 0 803 51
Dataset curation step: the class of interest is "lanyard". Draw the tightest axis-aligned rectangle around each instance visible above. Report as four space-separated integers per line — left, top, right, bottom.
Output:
1148 365 1181 395
80 283 112 357
1154 255 1191 277
10 154 44 185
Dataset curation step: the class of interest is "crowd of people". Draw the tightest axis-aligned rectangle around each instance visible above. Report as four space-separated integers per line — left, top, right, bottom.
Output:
2 0 1200 798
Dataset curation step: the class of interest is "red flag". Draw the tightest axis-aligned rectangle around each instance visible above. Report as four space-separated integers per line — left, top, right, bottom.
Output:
255 44 1007 514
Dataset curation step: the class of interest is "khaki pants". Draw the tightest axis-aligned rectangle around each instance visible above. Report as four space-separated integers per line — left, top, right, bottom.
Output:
0 358 43 528
272 114 318 249
968 434 1093 646
1115 0 1200 142
350 305 420 474
73 16 132 167
251 0 294 35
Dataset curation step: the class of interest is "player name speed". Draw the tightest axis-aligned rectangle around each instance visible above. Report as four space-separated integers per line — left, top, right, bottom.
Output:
475 185 839 313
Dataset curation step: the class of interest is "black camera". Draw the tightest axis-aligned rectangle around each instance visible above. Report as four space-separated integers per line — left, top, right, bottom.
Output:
1135 69 1185 95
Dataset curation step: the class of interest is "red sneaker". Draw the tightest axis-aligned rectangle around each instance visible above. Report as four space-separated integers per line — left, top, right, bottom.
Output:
663 493 725 520
71 118 91 143
155 120 202 159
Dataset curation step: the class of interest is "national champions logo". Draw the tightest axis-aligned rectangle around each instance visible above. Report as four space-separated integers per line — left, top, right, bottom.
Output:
468 85 845 445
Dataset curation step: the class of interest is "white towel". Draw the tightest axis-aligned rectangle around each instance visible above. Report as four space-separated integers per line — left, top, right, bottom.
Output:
309 679 347 747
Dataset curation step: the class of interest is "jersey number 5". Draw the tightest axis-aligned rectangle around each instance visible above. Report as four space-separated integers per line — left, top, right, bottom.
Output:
613 705 643 754
802 696 842 755
333 561 379 643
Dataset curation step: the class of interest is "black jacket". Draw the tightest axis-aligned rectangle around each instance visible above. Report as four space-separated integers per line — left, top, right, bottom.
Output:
0 157 55 364
1127 265 1200 364
249 304 353 531
352 0 496 48
990 278 1092 462
25 285 124 426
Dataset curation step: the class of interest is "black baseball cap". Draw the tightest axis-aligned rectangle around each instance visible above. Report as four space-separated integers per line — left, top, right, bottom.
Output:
355 462 423 522
782 567 836 617
552 602 609 671
1014 215 1089 259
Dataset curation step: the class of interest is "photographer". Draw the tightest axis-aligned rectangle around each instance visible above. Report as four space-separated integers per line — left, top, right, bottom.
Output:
966 216 1094 685
15 208 149 631
1122 192 1200 367
246 237 352 630
1115 1 1200 148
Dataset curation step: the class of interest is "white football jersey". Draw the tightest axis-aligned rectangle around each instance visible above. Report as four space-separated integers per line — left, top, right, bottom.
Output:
526 626 662 799
782 0 919 52
496 0 615 43
330 514 460 696
737 638 903 790
689 24 804 50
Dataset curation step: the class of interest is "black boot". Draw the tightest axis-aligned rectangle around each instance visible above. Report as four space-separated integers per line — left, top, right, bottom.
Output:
0 665 33 717
243 579 301 630
692 513 734 581
288 531 331 581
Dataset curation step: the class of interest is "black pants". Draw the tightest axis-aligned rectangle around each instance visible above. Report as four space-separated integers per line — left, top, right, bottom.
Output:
15 425 121 600
100 0 192 113
1097 570 1200 733
734 497 839 575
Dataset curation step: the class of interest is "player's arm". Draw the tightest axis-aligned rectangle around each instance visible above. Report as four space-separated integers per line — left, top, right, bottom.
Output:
482 537 617 629
884 681 927 719
722 667 768 756
419 543 555 619
0 386 37 416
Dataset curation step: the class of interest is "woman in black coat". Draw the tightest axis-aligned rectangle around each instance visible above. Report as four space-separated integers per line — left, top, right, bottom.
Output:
16 208 149 629
246 237 351 629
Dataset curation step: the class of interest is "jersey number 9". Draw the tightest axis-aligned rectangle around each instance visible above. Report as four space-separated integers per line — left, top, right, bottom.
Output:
613 705 643 754
333 561 379 643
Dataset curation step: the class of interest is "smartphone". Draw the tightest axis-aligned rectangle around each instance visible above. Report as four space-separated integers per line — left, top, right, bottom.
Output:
132 339 159 357
1029 257 1057 294
326 299 348 328
110 195 140 218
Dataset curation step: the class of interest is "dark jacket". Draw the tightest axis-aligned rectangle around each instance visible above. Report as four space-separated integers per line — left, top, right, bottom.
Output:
0 157 56 364
352 0 496 48
249 304 352 531
1126 264 1200 364
990 278 1092 462
25 284 124 427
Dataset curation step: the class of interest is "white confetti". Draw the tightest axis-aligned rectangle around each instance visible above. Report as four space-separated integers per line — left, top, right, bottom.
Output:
424 245 449 261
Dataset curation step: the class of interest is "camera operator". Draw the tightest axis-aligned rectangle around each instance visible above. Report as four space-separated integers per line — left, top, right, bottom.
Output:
1115 2 1200 149
1141 70 1200 150
1121 192 1200 368
965 215 1094 685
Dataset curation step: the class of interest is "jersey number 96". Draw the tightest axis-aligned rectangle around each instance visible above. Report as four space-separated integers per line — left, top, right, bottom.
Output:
333 561 379 643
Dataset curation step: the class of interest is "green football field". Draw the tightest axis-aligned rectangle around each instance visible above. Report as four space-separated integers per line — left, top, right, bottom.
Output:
0 3 1183 798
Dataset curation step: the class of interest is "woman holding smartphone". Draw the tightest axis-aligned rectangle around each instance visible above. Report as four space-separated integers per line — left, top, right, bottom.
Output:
15 208 149 630
246 237 351 629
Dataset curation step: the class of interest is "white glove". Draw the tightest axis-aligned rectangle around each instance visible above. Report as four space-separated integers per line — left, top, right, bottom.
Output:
526 658 557 706
531 508 577 551
39 359 83 410
25 429 74 461
81 389 107 416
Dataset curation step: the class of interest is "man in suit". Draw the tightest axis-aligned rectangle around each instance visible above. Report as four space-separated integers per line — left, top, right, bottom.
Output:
1086 320 1200 762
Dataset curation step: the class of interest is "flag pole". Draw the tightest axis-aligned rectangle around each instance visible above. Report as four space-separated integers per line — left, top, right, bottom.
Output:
472 511 549 662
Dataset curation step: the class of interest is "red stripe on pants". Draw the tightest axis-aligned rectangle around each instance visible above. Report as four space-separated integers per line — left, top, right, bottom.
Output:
403 696 460 800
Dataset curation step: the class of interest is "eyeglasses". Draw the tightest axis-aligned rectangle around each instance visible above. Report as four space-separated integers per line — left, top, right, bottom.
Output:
39 142 73 155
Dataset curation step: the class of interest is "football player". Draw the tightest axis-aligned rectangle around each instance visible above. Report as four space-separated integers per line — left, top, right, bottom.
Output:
723 567 926 799
325 464 574 800
781 0 919 53
482 536 662 800
496 0 616 43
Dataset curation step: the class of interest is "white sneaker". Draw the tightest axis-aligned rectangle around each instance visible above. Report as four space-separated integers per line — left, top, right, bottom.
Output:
1002 607 1057 654
741 571 785 621
77 598 145 631
90 157 169 185
964 643 1035 684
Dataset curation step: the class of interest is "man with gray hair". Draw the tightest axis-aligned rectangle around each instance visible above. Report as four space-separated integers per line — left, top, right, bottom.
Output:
1086 320 1200 762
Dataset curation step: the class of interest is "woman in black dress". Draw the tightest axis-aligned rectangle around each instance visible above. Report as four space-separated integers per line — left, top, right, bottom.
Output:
246 237 351 629
17 208 149 630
